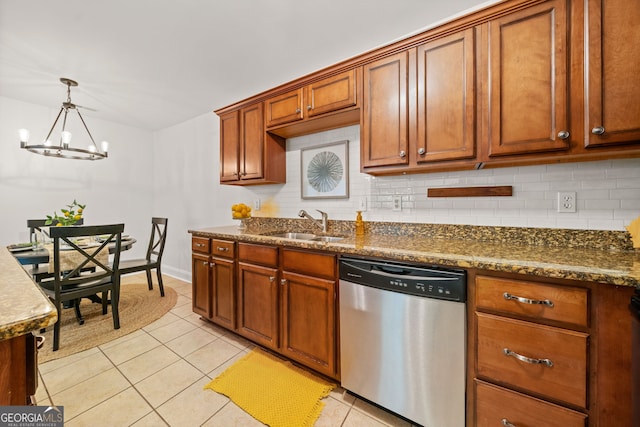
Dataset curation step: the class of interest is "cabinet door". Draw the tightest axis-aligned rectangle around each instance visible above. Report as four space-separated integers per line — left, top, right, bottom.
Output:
307 69 357 118
236 262 279 349
585 0 640 146
280 271 336 377
486 0 571 157
211 257 235 329
219 110 240 182
192 253 211 318
265 88 304 127
239 103 264 181
362 51 410 168
416 28 476 163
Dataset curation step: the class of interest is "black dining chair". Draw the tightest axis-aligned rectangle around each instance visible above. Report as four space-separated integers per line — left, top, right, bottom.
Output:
119 217 168 297
27 218 86 283
39 224 125 351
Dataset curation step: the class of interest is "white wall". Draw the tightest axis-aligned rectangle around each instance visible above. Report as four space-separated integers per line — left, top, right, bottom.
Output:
154 118 640 281
0 96 154 260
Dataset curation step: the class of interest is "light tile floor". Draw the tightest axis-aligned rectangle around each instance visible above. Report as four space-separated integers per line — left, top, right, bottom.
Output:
36 274 416 427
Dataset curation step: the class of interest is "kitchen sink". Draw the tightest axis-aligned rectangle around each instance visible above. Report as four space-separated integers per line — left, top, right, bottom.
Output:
262 231 344 242
310 236 344 242
263 232 317 240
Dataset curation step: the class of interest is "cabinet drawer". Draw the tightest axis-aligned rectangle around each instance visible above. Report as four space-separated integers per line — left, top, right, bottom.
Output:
238 243 278 267
476 313 588 408
191 237 210 254
281 249 336 279
475 380 587 427
211 239 235 259
476 276 588 327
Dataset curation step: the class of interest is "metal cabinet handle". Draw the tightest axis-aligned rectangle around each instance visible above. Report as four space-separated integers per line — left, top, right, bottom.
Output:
503 292 553 307
558 130 570 139
280 279 287 286
216 247 229 252
503 348 553 367
195 243 205 247
295 108 301 114
202 261 208 266
591 126 605 135
209 262 215 267
399 150 406 158
502 419 516 427
307 105 312 111
418 147 426 155
232 171 239 176
269 276 275 282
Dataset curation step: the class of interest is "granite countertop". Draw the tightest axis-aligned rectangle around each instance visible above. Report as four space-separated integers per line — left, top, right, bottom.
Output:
0 248 57 341
189 219 640 288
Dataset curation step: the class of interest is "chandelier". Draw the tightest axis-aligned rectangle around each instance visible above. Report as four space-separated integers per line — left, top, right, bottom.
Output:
18 78 108 160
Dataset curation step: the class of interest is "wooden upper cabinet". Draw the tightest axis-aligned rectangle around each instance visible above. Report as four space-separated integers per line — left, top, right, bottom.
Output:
240 103 265 180
265 69 357 128
361 51 410 169
219 102 286 185
415 28 476 164
484 0 571 157
585 0 640 147
219 110 240 182
265 89 304 127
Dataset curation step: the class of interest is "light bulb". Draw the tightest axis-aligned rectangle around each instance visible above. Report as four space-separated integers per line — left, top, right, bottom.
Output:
101 141 109 153
88 145 96 153
18 129 30 147
44 139 52 147
61 131 72 149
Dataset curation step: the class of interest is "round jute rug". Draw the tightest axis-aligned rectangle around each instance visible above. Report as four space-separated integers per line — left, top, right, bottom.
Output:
38 281 177 363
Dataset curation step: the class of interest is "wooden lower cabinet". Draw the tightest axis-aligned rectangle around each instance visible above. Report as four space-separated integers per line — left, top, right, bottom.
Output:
237 261 279 349
191 237 236 328
280 267 337 377
192 252 211 318
475 380 587 427
0 333 37 405
472 271 635 426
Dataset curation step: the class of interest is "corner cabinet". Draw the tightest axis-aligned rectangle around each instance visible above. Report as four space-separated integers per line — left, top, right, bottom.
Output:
219 102 286 185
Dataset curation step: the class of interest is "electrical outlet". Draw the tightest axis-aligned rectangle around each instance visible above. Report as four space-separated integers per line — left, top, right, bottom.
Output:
358 197 367 212
557 191 576 213
253 199 261 211
392 195 402 211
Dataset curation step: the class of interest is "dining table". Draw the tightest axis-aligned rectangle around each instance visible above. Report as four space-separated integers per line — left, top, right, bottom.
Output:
10 236 137 266
8 235 137 324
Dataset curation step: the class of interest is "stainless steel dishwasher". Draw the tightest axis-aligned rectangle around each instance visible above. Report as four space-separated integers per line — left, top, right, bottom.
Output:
339 257 466 427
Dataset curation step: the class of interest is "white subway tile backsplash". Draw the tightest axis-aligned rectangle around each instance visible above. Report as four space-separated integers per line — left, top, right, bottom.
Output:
248 126 640 231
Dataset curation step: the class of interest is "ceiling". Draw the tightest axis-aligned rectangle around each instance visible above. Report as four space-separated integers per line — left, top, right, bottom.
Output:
0 0 490 132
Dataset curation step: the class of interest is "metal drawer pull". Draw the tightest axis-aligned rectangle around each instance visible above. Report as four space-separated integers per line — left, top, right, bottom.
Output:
216 247 229 252
503 292 553 307
503 348 553 367
591 126 605 135
194 243 205 247
501 419 516 427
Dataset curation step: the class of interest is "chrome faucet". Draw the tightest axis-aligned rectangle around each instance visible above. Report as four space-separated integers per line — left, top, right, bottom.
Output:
298 209 328 233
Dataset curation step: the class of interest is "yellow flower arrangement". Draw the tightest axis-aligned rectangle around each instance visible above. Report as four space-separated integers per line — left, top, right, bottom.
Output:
45 200 86 226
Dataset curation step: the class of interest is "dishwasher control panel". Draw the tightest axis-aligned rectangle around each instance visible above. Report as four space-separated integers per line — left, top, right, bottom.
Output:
339 257 466 302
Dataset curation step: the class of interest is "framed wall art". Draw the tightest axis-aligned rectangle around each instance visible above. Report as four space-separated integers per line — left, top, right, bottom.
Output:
300 140 349 199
